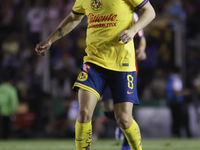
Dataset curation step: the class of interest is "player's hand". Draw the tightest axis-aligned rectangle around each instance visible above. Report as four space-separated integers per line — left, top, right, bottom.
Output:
35 40 51 56
118 29 136 44
136 49 146 60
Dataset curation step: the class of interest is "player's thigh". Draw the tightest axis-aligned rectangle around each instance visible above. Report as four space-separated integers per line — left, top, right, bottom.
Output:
114 102 133 120
77 88 98 121
114 102 133 129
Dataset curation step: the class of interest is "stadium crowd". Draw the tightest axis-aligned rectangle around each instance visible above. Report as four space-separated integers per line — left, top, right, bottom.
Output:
0 0 200 139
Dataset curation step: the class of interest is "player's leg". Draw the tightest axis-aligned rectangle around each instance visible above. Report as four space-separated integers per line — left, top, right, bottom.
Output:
101 86 131 150
110 71 142 150
75 88 98 150
73 63 107 150
114 103 142 150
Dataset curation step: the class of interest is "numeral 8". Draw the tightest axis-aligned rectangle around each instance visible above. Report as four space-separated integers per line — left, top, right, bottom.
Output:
127 75 134 89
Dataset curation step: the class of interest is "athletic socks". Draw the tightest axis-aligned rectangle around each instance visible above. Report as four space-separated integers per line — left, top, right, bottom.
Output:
105 111 142 149
121 119 142 150
75 119 92 150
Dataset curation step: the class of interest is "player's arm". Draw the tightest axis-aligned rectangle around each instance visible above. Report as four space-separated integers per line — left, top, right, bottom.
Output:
118 1 155 44
136 36 146 60
35 12 84 56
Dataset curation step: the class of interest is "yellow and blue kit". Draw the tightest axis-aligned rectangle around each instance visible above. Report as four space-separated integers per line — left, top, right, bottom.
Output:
72 0 149 103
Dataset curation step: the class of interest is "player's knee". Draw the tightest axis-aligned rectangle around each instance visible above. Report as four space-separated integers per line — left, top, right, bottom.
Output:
78 109 92 123
115 115 130 129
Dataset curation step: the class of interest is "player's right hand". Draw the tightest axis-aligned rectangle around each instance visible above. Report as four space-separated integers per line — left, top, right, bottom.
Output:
35 40 51 56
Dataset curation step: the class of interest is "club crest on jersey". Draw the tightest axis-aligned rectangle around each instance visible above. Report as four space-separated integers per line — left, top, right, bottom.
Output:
77 72 88 81
91 0 103 11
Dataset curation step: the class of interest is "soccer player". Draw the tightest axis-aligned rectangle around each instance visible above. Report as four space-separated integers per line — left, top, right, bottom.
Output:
35 0 155 150
101 12 147 150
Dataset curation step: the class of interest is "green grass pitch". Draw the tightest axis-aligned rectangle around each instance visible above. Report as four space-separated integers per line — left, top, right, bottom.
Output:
0 138 200 150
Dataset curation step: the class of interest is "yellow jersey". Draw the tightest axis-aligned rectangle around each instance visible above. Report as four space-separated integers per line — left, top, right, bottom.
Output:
73 0 149 71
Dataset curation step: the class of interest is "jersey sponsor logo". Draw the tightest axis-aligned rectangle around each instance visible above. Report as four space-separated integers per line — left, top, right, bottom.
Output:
83 64 91 73
127 91 134 94
91 0 103 11
88 13 118 23
88 23 116 28
87 13 118 29
77 72 88 81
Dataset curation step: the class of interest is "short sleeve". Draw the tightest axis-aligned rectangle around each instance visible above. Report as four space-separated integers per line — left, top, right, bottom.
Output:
72 0 85 15
128 0 149 10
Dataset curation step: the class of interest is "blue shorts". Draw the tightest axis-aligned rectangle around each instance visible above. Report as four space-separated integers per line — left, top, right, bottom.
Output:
73 63 139 104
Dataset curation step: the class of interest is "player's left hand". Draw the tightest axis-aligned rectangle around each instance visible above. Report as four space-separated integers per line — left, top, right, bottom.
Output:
118 29 136 44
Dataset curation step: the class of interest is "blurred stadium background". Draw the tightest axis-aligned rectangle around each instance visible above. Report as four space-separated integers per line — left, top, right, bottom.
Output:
0 0 200 149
